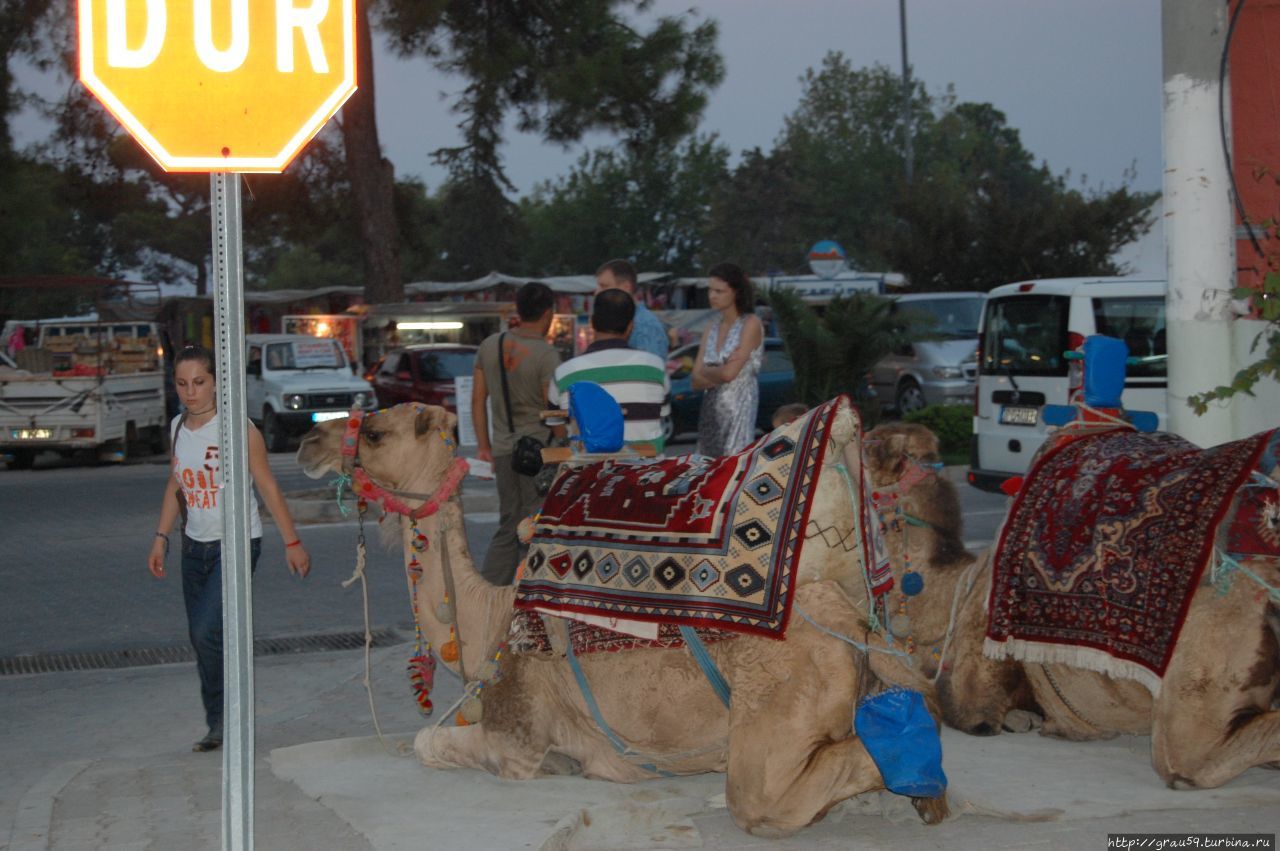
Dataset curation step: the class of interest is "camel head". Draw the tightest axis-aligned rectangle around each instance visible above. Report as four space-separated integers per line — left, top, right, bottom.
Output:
297 403 460 492
864 422 969 568
863 422 940 488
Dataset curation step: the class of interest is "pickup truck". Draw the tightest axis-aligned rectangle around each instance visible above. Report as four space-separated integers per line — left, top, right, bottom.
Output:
0 320 166 468
246 333 377 451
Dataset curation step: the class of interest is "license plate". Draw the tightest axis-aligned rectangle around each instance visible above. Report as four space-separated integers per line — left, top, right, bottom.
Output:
999 406 1039 426
312 411 346 423
11 428 52 440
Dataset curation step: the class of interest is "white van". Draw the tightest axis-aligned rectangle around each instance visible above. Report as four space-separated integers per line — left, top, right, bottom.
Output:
967 276 1168 492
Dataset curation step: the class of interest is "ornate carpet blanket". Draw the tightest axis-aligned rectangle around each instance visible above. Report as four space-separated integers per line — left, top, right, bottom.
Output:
512 610 733 657
985 427 1274 694
516 396 854 638
1223 430 1280 559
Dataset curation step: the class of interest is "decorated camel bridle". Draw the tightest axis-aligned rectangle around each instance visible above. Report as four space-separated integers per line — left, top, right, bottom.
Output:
339 408 469 519
865 448 979 681
337 406 506 729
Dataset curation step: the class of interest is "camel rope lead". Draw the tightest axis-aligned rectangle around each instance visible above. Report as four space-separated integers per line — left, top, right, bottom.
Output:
341 500 407 757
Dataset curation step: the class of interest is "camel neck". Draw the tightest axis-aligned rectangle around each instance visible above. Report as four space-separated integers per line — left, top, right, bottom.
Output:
409 503 516 678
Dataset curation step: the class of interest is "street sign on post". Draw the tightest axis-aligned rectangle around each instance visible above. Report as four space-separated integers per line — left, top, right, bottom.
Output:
78 3 359 848
78 0 357 173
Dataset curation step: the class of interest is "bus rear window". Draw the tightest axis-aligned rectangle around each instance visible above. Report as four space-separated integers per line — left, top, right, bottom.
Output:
1091 297 1166 380
981 295 1070 377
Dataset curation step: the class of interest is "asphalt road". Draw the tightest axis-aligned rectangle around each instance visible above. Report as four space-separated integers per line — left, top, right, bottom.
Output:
0 439 1007 659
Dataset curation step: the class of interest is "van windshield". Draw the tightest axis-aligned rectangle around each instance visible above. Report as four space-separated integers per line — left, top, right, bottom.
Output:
1092 297 1166 380
898 297 984 338
981 295 1070 377
265 339 346 370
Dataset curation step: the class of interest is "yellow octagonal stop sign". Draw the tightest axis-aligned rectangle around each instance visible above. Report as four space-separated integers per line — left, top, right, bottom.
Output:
79 0 357 173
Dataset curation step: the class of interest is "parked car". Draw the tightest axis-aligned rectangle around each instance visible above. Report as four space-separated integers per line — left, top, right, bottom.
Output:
664 338 797 441
870 292 985 415
366 344 478 411
246 334 377 452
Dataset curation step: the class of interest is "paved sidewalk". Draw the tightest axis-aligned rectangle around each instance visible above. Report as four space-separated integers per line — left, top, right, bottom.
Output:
4 639 1279 850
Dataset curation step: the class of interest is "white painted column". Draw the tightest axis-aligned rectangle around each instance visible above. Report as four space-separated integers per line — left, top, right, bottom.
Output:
1161 0 1237 446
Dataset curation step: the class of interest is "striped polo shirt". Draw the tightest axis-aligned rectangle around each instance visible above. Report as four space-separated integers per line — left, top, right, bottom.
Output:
548 339 670 451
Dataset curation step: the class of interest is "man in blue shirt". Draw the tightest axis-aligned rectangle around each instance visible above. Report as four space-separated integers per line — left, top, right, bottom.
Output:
595 258 668 362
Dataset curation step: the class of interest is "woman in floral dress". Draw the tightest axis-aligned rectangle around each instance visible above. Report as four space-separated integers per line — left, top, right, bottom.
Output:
693 262 765 456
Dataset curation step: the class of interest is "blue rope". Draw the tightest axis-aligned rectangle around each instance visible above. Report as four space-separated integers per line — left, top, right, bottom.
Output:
678 626 731 708
795 605 914 662
332 472 353 517
564 642 675 777
1212 550 1280 603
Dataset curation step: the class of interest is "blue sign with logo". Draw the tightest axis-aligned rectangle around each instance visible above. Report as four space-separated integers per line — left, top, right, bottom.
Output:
807 240 848 279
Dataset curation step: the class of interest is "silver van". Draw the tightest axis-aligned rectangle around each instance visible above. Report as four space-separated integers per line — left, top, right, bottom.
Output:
967 276 1167 492
870 292 985 413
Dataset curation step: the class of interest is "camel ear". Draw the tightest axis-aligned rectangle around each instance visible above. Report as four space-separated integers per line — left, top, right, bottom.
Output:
414 405 452 438
909 424 941 461
879 432 909 478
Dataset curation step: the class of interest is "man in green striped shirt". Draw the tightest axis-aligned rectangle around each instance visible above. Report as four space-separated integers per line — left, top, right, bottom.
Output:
548 288 670 453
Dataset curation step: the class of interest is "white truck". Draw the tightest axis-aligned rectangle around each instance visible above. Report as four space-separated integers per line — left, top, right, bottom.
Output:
0 320 167 468
245 333 376 451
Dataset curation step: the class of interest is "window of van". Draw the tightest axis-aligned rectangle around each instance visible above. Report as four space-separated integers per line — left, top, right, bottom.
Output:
1091 297 1166 380
980 295 1070 377
896 297 983 338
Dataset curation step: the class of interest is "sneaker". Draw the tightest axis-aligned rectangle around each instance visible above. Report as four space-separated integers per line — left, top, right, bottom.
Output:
193 720 223 752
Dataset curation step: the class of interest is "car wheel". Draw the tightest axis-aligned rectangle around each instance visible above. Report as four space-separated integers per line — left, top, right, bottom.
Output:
148 424 168 455
660 414 674 444
263 408 288 453
896 379 927 415
8 450 35 470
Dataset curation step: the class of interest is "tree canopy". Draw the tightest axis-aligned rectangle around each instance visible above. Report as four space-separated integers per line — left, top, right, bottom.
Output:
1 12 1161 318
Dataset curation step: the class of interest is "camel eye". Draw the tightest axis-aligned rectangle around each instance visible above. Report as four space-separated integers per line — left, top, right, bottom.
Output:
363 429 384 444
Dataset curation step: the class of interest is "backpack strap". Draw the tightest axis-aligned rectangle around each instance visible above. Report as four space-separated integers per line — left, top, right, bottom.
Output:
169 412 189 532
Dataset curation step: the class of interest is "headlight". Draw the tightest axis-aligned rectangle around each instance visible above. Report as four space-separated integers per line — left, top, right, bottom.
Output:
285 394 305 410
354 391 370 408
931 366 963 379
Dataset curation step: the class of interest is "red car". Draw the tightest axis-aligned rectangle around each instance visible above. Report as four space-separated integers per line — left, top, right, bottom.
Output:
366 345 477 412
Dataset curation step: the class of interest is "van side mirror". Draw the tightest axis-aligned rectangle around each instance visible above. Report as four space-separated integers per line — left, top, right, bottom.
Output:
246 360 261 377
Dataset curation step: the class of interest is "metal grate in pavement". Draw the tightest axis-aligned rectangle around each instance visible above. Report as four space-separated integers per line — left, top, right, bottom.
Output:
0 628 405 675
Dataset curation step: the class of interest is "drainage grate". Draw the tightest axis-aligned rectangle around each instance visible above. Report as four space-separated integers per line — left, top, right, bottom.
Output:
0 628 405 675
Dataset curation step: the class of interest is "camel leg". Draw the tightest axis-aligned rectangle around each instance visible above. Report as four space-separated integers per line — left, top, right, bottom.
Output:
723 610 948 837
1150 588 1280 789
413 722 546 779
728 733 882 838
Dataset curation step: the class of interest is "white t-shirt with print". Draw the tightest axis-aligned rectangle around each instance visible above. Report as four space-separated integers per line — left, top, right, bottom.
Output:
171 413 264 542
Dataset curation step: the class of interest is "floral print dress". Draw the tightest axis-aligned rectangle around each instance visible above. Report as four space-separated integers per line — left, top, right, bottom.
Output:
697 315 763 456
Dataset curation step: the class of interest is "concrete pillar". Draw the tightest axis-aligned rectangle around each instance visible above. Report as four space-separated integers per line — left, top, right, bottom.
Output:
1161 0 1237 445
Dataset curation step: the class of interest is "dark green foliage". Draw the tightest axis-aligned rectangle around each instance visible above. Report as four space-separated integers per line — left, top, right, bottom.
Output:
903 404 972 459
517 136 730 276
768 54 1157 287
374 0 725 288
768 287 904 422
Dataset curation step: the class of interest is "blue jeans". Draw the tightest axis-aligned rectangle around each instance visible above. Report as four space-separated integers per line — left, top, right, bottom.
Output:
181 535 261 730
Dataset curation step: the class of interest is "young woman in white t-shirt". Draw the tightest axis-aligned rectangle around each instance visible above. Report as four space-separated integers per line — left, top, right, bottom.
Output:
146 345 310 752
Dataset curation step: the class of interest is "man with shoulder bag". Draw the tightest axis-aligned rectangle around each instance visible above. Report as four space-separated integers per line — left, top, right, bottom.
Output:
471 282 564 585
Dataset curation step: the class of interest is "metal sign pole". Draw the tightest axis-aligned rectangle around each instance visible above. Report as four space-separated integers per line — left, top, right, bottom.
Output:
210 171 254 851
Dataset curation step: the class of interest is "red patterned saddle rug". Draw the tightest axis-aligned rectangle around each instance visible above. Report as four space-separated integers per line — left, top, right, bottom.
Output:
516 396 859 639
986 427 1275 693
512 609 733 656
